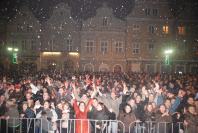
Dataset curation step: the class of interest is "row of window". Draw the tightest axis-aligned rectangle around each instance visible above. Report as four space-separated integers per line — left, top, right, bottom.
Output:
11 40 37 51
133 24 185 35
84 40 154 54
130 24 185 35
10 38 154 54
16 22 185 35
162 25 185 35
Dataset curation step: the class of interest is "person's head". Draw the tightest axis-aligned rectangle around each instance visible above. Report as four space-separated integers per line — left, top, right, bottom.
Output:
187 96 195 105
63 102 70 110
171 98 175 105
159 104 166 114
34 100 41 109
124 104 132 114
43 100 50 110
135 95 141 103
15 85 21 92
58 88 64 95
164 99 171 109
27 99 34 108
43 92 50 101
148 94 154 102
127 98 136 107
0 94 5 102
43 88 48 93
57 102 63 110
22 102 28 111
93 98 98 108
81 94 88 102
146 103 153 112
25 92 32 100
111 91 116 99
178 89 186 98
96 102 104 111
188 106 196 115
6 98 16 108
79 101 85 112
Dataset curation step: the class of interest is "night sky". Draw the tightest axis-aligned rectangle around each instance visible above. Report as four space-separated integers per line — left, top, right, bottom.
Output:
0 0 197 22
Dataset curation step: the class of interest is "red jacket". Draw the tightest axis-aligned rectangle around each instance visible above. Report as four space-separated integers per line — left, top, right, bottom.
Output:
73 99 93 133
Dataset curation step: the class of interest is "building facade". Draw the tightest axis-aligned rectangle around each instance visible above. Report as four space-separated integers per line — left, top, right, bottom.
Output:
5 1 198 73
6 5 42 70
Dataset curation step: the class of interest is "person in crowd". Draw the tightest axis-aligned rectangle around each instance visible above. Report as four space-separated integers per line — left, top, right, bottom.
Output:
134 95 146 122
184 105 198 133
4 98 20 133
155 104 172 133
93 102 110 133
72 82 95 133
0 93 7 133
170 89 187 113
0 70 198 133
118 104 136 133
96 81 127 133
20 101 36 133
144 103 156 133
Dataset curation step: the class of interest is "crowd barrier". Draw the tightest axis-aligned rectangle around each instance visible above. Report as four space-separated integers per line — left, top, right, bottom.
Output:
0 118 125 133
129 121 185 133
0 118 188 133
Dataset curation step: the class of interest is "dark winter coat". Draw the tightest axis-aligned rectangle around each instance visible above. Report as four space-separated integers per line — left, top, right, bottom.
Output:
117 111 136 133
155 111 172 133
185 113 198 133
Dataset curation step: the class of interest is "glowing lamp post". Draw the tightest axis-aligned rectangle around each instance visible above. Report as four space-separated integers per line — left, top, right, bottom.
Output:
7 47 19 64
164 49 173 65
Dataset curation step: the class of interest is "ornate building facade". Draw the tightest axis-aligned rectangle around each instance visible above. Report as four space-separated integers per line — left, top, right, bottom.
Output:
5 1 198 73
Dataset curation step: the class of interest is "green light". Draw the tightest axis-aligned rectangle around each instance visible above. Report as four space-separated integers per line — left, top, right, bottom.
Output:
12 53 17 64
164 49 173 54
165 55 170 65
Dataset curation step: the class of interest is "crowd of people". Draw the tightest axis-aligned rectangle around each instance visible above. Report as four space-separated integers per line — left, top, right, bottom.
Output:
0 69 198 133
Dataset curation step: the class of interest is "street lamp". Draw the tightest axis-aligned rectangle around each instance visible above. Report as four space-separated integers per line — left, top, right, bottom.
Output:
164 49 173 65
164 49 173 55
7 47 19 64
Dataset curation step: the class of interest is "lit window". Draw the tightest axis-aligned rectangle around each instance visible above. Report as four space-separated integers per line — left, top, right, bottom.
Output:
101 41 108 54
115 41 123 53
163 25 169 34
133 43 140 54
178 26 185 35
103 17 108 26
85 40 94 53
